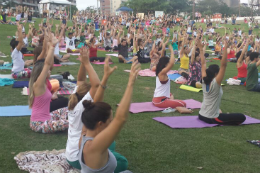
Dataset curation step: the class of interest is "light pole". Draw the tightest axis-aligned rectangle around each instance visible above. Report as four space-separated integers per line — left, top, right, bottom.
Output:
97 0 99 14
193 0 195 20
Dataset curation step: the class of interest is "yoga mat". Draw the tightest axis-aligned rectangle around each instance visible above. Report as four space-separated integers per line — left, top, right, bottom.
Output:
59 50 80 56
23 54 34 57
60 62 79 66
0 74 13 79
92 62 113 65
180 85 203 92
168 73 181 81
153 115 260 129
0 63 12 70
13 81 29 88
0 105 31 116
106 54 119 57
0 78 14 86
128 99 201 114
124 69 178 77
53 64 62 67
14 81 76 88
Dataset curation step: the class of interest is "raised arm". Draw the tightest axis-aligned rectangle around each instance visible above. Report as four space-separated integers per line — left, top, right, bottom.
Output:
159 44 175 75
216 40 228 85
34 34 58 91
90 59 140 153
16 24 24 51
37 28 48 61
200 38 207 78
237 39 249 65
78 47 100 98
93 57 117 103
190 42 196 65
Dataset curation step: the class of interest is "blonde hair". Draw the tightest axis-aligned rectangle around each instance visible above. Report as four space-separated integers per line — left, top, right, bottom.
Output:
68 82 91 110
28 60 44 108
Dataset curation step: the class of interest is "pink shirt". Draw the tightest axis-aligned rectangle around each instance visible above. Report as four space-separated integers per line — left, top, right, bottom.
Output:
31 82 52 122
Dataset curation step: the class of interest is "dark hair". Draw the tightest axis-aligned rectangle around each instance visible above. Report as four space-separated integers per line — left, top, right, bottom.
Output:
250 52 259 61
203 64 220 85
81 100 112 130
236 51 242 60
156 56 170 76
247 50 252 57
10 38 19 50
68 32 73 35
90 37 95 43
121 39 126 43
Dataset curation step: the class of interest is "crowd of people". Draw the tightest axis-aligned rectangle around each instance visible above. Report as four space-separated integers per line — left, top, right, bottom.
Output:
1 7 260 173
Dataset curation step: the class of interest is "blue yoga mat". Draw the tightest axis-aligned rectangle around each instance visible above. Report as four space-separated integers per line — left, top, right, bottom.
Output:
168 73 181 81
12 80 77 88
0 105 31 116
0 63 12 70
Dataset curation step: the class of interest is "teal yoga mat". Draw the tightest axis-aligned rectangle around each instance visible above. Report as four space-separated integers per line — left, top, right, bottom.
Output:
0 105 31 116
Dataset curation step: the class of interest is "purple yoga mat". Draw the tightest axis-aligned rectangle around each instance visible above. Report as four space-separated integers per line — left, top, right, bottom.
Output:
129 99 201 114
153 115 260 129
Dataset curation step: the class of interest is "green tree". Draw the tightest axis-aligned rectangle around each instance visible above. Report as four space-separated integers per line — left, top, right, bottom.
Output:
122 0 189 14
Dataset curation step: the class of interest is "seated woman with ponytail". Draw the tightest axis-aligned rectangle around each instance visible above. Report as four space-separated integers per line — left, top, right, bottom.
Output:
199 39 246 125
29 32 69 133
152 44 186 109
78 59 140 173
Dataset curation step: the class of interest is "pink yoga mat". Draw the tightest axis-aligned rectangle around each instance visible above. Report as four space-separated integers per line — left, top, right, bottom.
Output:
128 99 201 114
124 69 178 77
153 115 260 129
53 64 62 67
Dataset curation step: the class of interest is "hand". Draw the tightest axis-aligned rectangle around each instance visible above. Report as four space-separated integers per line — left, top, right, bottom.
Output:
104 56 117 77
51 33 59 47
51 92 58 100
79 47 90 64
128 57 141 84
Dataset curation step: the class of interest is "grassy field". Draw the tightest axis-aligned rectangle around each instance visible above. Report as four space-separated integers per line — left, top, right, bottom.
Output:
0 19 260 173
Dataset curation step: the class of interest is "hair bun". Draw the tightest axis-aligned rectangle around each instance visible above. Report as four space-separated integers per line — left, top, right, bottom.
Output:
82 100 95 109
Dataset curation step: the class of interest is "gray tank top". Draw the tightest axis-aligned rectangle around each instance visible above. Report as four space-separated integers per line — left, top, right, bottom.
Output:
79 136 117 173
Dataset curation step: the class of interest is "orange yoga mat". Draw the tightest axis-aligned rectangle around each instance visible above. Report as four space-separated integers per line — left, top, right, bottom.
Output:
23 54 34 57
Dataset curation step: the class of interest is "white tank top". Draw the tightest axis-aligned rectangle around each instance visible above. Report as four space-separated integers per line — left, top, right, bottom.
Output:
154 77 171 98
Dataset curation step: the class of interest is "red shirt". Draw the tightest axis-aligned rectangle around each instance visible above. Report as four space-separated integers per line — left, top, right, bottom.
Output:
89 46 97 58
227 49 235 59
237 62 247 78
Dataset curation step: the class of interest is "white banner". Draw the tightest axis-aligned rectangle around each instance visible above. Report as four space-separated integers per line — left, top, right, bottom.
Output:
155 11 164 18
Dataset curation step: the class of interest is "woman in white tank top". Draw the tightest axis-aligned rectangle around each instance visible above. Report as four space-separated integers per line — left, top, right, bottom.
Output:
152 44 186 108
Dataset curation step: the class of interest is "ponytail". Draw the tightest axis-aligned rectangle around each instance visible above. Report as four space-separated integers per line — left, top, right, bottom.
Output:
203 64 220 85
68 82 91 110
68 94 79 110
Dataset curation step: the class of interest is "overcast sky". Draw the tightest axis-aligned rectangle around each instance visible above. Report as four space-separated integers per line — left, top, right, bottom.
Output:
76 0 100 10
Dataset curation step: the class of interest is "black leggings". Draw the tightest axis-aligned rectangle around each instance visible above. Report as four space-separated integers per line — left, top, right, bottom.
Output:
199 114 246 125
50 96 69 112
90 57 105 62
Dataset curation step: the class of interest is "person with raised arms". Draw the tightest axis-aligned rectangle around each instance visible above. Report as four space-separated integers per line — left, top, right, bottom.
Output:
29 30 69 133
235 38 250 83
152 44 186 109
78 58 140 173
199 39 246 125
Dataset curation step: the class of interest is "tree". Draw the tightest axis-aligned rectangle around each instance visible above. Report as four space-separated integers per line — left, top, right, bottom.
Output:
122 0 189 15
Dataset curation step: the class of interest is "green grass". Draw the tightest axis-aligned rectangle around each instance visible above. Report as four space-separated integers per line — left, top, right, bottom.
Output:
1 19 260 173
